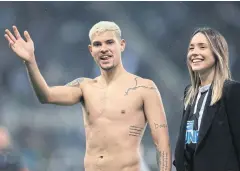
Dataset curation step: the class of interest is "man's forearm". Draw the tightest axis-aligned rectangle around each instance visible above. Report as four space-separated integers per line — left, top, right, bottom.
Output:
25 58 50 103
156 148 171 171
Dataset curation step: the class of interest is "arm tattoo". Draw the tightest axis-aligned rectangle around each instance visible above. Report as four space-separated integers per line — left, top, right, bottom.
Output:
65 77 84 87
154 123 168 129
157 151 168 171
125 77 156 96
129 125 143 137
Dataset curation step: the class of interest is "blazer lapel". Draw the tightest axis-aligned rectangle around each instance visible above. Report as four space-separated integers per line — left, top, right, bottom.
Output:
195 88 218 153
182 105 191 131
178 104 191 150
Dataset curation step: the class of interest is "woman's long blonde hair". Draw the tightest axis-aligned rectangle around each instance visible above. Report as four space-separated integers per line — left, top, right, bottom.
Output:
184 27 232 107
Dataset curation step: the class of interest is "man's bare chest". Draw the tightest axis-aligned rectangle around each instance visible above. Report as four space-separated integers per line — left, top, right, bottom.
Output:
84 85 142 112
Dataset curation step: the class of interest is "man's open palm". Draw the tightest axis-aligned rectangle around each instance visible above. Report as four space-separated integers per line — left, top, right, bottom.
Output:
4 26 35 62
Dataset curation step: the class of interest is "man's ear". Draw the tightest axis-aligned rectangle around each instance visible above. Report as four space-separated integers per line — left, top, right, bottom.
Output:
88 44 92 53
120 39 126 52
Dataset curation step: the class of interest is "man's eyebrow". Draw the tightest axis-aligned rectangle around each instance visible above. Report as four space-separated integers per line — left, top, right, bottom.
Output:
106 39 114 41
92 41 101 44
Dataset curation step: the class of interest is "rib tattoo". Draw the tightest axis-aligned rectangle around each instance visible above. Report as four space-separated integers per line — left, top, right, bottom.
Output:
125 77 156 96
129 125 143 137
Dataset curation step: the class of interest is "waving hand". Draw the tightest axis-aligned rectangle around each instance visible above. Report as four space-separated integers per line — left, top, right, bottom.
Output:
5 26 35 63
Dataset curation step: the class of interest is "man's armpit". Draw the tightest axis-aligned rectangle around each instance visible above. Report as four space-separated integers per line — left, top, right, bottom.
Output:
65 77 84 87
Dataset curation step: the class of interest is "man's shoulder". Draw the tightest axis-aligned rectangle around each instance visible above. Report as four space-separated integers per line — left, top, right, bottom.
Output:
66 77 94 87
128 74 155 86
130 75 158 95
141 78 156 87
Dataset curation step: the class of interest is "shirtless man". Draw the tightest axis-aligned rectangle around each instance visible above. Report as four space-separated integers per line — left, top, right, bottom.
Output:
4 21 171 171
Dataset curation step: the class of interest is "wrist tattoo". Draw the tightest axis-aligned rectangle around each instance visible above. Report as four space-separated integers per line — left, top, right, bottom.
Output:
157 151 168 171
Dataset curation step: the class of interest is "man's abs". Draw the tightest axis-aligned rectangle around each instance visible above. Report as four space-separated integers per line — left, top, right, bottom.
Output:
83 119 145 171
84 150 141 171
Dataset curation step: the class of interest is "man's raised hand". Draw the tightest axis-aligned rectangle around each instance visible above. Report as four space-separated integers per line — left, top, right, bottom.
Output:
5 26 35 63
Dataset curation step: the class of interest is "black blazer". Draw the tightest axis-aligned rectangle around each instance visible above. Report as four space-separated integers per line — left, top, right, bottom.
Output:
174 80 240 171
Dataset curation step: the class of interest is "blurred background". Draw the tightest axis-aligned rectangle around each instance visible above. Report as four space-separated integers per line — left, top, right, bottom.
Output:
0 1 240 171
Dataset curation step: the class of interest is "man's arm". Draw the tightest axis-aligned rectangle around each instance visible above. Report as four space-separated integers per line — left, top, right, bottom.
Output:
142 79 171 171
4 26 83 106
25 60 83 105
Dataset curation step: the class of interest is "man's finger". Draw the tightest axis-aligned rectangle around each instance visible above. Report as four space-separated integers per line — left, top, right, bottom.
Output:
4 34 14 47
13 25 22 40
5 29 16 43
24 31 32 42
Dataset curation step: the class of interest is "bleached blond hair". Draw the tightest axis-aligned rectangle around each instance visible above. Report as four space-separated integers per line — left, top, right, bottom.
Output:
89 21 122 41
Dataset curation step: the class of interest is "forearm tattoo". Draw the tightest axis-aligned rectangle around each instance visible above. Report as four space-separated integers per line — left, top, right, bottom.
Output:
129 125 143 137
65 77 84 87
154 123 168 129
125 77 156 96
157 151 168 171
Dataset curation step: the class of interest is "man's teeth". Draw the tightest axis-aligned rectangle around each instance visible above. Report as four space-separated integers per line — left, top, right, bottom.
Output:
101 56 110 60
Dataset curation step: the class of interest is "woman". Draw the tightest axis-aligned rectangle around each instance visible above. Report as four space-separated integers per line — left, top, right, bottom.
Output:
174 27 240 171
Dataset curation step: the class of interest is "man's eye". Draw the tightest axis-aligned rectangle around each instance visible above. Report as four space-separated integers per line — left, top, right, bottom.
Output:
107 41 114 44
93 43 101 46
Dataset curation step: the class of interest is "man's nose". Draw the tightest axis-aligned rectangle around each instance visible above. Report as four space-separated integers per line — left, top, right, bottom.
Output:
100 45 109 53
